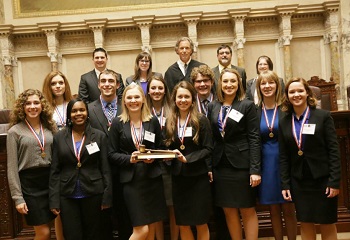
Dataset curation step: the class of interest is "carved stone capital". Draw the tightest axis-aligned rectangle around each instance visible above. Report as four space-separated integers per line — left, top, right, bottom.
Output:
279 35 293 46
2 55 13 66
38 22 60 34
47 52 62 63
141 45 152 53
233 38 246 49
85 19 107 30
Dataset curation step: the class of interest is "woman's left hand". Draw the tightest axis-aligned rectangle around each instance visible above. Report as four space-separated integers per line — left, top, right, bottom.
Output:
325 187 339 198
250 174 261 187
143 158 155 164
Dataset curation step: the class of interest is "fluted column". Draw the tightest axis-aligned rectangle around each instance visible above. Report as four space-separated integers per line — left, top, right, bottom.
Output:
39 22 61 71
182 12 202 60
229 9 249 68
0 25 15 108
277 5 296 82
134 16 155 53
86 19 107 49
324 3 341 100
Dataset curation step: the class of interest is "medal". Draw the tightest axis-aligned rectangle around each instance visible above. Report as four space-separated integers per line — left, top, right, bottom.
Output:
262 103 277 139
25 119 46 158
298 150 303 156
131 121 144 150
77 162 82 168
221 131 225 138
180 145 185 150
177 113 190 151
41 152 46 158
72 132 86 169
292 106 310 159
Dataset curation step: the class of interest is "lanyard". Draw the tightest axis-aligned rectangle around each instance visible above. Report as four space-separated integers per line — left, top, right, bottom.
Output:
292 106 310 156
177 113 190 150
131 122 143 150
25 119 45 157
196 94 213 116
72 132 86 167
54 102 66 127
262 103 278 138
218 105 231 137
152 106 164 129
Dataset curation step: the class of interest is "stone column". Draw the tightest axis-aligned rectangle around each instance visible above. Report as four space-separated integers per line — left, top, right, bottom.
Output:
86 19 107 49
324 3 341 100
182 12 202 60
277 5 297 82
39 22 61 71
229 9 249 68
133 16 155 53
0 25 15 108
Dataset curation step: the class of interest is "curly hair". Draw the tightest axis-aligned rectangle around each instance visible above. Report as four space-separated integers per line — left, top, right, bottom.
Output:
42 71 73 107
165 81 200 146
190 65 215 85
9 89 57 132
281 77 317 113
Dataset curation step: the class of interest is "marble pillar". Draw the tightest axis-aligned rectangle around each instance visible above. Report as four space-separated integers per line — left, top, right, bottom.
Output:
3 59 15 108
283 45 292 82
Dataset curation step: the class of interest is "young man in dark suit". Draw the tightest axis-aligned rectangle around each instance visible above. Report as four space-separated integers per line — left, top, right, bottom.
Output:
164 37 206 93
79 48 125 103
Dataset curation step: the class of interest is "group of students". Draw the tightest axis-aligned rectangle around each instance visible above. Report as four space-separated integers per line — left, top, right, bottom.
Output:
6 48 340 240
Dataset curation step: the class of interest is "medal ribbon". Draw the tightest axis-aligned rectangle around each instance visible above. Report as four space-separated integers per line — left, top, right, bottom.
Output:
72 132 86 164
25 119 45 153
100 96 117 126
177 113 191 146
196 94 213 116
262 103 278 135
152 107 164 129
218 105 232 135
54 101 66 127
292 106 310 153
131 122 144 150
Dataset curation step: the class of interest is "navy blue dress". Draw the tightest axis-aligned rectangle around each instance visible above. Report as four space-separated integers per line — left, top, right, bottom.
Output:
258 109 285 204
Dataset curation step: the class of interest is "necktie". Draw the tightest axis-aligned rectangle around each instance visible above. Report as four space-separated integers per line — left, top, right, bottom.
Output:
106 103 114 122
184 63 188 75
202 99 209 114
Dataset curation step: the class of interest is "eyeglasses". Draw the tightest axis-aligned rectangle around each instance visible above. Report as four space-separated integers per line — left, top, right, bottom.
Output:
139 60 150 63
194 79 211 84
218 51 231 55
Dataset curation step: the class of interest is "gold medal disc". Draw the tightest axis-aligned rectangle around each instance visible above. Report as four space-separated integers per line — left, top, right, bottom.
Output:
269 132 274 138
41 152 46 158
298 150 303 156
180 145 185 150
77 162 82 168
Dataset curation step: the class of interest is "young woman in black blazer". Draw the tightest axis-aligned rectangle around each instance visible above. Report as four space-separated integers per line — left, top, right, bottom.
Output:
49 98 112 240
108 83 167 240
165 81 213 240
279 78 340 240
256 71 297 240
207 68 261 240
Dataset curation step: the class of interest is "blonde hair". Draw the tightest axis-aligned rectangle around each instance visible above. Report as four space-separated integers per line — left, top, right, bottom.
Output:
216 68 245 102
119 83 153 123
256 71 283 106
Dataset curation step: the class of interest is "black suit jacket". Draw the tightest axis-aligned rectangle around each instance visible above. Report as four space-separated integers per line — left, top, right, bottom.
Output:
125 72 163 86
108 116 163 183
78 69 125 103
212 64 247 92
246 77 285 101
167 115 213 176
49 125 112 209
279 108 341 190
164 59 206 93
88 99 122 136
207 99 261 174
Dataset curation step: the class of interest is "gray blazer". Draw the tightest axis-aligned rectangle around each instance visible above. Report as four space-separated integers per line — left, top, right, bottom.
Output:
212 64 247 92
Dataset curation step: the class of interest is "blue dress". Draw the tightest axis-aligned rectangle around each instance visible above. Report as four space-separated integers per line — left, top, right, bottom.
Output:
258 109 285 204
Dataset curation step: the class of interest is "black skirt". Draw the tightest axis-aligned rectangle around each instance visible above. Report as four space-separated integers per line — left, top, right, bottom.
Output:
123 175 167 227
213 156 257 208
19 167 56 226
172 173 212 225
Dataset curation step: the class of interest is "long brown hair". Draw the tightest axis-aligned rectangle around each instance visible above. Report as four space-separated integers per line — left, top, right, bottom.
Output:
281 77 317 113
146 75 171 117
9 89 57 132
216 68 245 102
42 71 73 107
132 52 153 82
165 81 200 146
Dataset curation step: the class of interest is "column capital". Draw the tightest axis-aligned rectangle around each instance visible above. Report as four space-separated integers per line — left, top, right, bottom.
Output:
133 16 155 53
278 35 293 46
323 1 339 13
85 18 108 30
38 22 60 33
233 38 246 49
0 25 14 36
181 12 202 23
275 5 298 16
228 9 250 20
133 15 155 26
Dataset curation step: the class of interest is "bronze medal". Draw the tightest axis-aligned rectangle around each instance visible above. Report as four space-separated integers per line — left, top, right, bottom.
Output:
41 152 46 158
221 131 225 138
180 145 185 150
77 162 82 168
269 132 274 138
298 150 303 156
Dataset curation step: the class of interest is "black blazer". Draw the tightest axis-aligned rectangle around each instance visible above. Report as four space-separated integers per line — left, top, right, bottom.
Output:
108 116 163 183
78 69 125 103
88 99 122 136
212 64 247 92
207 99 261 175
168 115 213 176
125 72 163 86
246 77 285 101
279 108 341 190
164 59 206 93
49 125 112 209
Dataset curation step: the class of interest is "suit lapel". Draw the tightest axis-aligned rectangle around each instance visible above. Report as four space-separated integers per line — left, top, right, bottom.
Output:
124 121 136 150
92 101 109 134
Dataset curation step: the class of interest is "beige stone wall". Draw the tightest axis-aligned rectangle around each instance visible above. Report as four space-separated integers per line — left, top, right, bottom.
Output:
0 0 348 109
